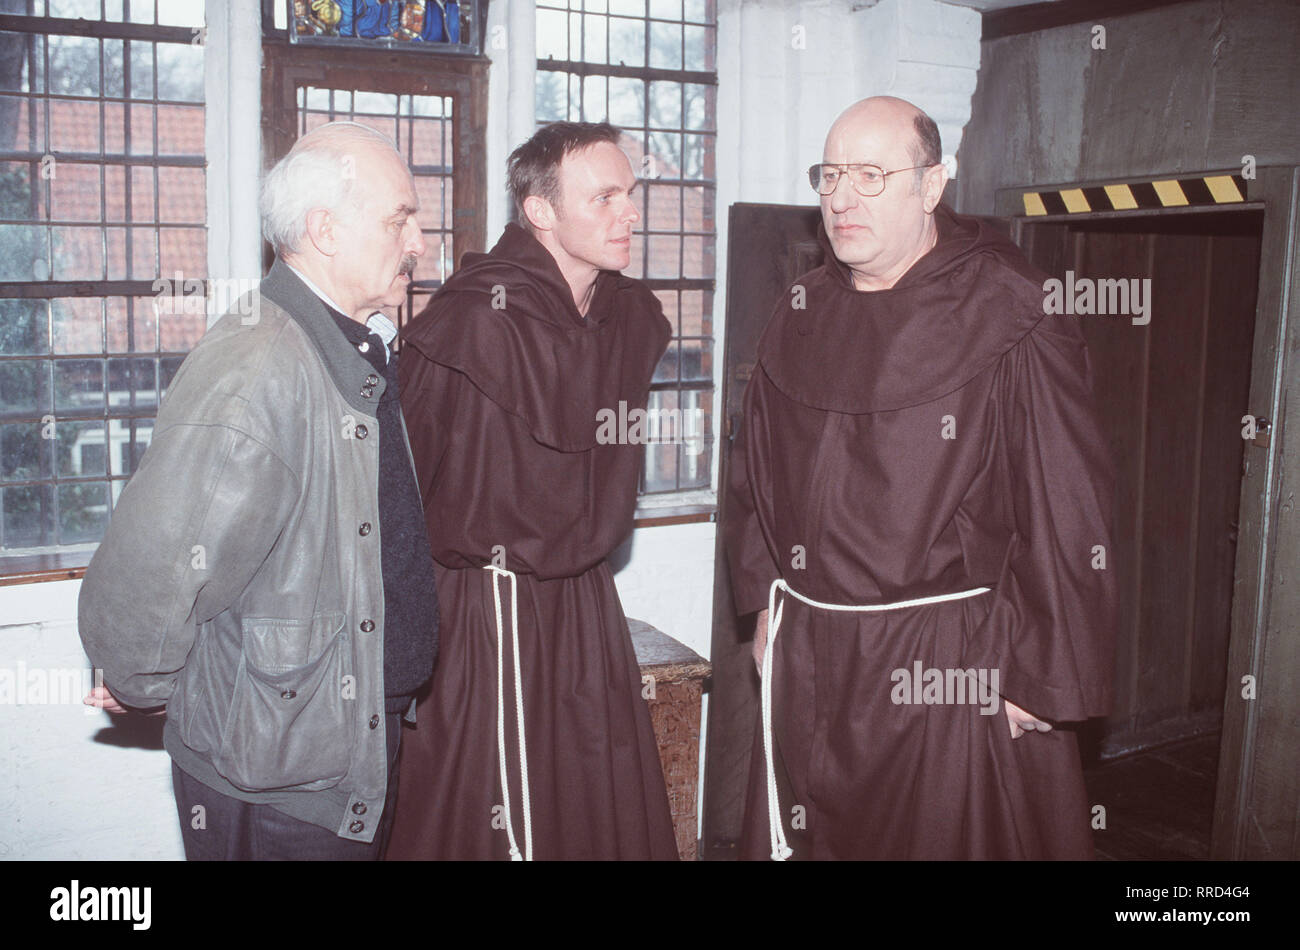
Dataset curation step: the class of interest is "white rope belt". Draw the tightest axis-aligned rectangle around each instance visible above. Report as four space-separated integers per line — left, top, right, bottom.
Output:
485 565 533 861
760 577 992 861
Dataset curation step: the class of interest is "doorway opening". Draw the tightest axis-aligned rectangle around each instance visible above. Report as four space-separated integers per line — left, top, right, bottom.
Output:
1018 207 1265 859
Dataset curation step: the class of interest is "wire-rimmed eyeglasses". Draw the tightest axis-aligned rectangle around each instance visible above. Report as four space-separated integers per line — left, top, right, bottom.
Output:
808 162 938 197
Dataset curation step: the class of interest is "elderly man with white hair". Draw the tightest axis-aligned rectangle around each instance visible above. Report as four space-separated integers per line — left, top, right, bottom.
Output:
79 121 438 860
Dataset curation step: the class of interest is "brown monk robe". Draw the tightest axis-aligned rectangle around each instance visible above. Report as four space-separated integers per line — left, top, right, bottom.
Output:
727 205 1118 860
387 223 677 860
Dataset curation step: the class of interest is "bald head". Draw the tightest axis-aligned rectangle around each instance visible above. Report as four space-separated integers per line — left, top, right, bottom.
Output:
818 96 948 291
826 97 942 188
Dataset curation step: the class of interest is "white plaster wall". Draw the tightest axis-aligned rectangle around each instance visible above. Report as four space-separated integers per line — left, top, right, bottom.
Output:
612 521 717 662
0 580 184 860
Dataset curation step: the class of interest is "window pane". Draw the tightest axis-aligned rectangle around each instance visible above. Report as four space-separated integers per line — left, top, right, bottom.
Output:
50 98 102 153
651 0 683 18
647 234 679 278
646 182 679 230
582 12 607 64
53 358 104 412
159 227 205 275
681 290 709 336
608 16 644 68
647 131 680 179
50 162 102 222
0 299 49 356
0 33 44 95
684 24 710 71
157 103 204 154
642 389 678 493
0 423 47 482
682 132 708 178
49 0 103 20
2 484 54 550
155 42 203 101
52 297 103 354
648 81 680 129
128 41 155 100
157 2 205 29
536 70 567 122
57 420 108 476
537 8 568 60
59 480 109 544
48 35 100 96
0 225 50 281
104 39 125 98
648 21 681 70
682 234 712 279
684 83 713 130
581 75 607 123
653 341 678 382
0 358 52 417
157 166 204 223
0 97 44 153
608 77 644 128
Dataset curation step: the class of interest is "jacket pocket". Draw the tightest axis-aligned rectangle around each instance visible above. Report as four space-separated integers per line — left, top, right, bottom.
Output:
214 613 354 792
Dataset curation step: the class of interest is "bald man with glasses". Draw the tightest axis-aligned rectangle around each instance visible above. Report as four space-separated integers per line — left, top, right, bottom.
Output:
725 96 1118 860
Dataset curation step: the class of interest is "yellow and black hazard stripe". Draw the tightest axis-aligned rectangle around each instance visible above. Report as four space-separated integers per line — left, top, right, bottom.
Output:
1022 174 1247 216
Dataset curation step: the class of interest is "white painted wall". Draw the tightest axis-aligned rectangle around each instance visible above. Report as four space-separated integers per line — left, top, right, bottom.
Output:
0 0 981 860
0 579 184 860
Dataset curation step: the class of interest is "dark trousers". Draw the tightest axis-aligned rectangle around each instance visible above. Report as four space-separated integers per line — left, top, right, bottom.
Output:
172 713 402 860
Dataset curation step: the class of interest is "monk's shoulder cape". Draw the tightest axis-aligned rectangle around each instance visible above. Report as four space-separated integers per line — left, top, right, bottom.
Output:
757 205 1050 413
401 224 670 451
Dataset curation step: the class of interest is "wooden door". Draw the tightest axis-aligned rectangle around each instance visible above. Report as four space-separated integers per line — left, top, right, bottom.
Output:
1018 210 1264 757
702 202 821 855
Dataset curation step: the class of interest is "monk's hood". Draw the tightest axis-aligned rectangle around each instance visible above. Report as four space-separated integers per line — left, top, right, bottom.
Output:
401 224 670 451
758 204 1049 414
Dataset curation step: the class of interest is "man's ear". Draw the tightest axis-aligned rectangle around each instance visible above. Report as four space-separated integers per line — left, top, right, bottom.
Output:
304 207 339 257
523 194 557 233
921 162 949 214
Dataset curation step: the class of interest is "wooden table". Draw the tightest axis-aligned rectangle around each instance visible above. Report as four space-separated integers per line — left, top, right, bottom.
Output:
630 619 712 861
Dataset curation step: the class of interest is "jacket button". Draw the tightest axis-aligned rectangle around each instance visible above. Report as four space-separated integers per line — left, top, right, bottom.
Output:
369 714 380 729
354 424 368 439
361 386 374 399
349 820 365 834
365 374 380 386
359 522 372 536
360 619 375 632
280 689 296 700
352 801 367 815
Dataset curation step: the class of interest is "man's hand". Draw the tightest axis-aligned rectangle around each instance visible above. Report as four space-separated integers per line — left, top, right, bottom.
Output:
752 608 770 673
83 686 165 717
1005 699 1052 739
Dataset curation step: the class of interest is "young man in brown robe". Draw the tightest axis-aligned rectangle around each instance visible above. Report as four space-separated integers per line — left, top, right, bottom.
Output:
387 122 678 860
726 96 1118 860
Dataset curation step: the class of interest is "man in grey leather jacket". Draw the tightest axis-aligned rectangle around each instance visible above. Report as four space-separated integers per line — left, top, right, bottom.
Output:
79 122 439 859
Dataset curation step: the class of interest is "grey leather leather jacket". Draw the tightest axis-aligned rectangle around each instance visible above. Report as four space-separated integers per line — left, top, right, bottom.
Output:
79 261 408 843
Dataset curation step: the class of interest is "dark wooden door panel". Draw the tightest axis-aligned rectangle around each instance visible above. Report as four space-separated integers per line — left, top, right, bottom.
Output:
703 202 820 854
1021 211 1262 755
